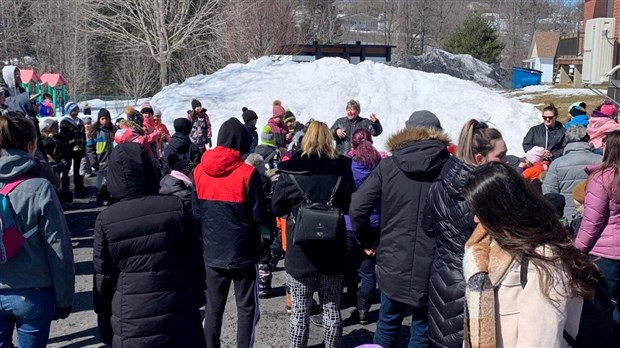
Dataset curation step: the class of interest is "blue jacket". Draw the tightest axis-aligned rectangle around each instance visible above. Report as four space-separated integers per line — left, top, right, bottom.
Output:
565 114 589 129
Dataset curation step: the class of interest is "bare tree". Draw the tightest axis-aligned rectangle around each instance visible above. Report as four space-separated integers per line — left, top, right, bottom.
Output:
85 0 224 87
299 0 342 44
112 52 159 103
0 0 34 65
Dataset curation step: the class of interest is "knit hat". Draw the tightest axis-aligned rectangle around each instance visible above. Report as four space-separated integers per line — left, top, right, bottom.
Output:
525 146 545 164
406 110 442 130
242 107 258 123
272 99 285 119
82 116 93 125
284 110 296 123
261 125 276 147
39 118 57 134
124 105 135 116
64 102 78 114
140 102 154 115
172 159 195 177
217 117 252 154
98 108 111 119
191 99 202 110
567 102 587 113
174 118 192 136
600 100 617 117
128 110 143 127
572 181 587 204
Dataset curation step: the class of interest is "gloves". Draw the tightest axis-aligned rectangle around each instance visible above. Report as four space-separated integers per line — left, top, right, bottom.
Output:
52 306 72 320
207 138 212 148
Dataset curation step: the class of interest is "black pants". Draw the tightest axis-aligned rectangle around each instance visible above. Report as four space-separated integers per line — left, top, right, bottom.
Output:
61 150 85 192
204 265 259 348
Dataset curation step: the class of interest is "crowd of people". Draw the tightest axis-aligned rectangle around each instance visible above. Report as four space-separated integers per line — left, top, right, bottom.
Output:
1 75 620 348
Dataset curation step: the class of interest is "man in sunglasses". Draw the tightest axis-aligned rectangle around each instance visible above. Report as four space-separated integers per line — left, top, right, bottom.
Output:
522 104 566 161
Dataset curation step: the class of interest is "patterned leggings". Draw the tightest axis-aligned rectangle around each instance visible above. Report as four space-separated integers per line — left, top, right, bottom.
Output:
286 273 343 348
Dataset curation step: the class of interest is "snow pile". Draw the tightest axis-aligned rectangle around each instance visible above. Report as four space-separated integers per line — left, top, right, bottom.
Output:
394 48 511 89
143 57 540 155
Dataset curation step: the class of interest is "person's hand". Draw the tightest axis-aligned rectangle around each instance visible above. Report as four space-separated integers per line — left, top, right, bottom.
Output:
285 133 293 141
543 150 552 159
52 306 72 320
336 128 347 139
369 113 378 123
207 138 212 148
364 247 376 256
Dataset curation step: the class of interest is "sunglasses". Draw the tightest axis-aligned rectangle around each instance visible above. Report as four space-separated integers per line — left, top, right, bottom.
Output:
542 116 555 120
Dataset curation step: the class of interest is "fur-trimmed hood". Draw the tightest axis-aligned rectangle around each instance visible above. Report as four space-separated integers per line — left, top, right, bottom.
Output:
386 127 451 176
385 127 450 153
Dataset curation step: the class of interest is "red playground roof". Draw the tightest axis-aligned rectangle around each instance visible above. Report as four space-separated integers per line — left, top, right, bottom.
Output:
40 73 68 87
20 69 41 83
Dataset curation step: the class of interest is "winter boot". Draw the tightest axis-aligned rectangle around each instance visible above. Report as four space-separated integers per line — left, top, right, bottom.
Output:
258 262 272 299
357 290 372 325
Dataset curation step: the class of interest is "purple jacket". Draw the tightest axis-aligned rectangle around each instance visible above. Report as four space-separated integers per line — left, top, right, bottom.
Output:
575 165 620 259
345 160 380 231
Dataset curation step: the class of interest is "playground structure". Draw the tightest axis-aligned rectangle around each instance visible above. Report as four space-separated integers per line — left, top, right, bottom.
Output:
17 68 69 116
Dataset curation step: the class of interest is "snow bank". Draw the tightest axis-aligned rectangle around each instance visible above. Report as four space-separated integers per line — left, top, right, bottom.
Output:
147 57 540 155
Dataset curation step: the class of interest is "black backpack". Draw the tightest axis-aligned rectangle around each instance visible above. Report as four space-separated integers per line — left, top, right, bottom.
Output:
520 258 613 347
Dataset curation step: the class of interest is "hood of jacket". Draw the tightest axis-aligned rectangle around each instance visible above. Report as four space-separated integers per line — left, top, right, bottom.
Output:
565 115 589 128
159 174 191 196
6 92 36 117
168 133 192 153
2 66 17 93
106 142 160 200
588 115 617 130
385 127 451 176
0 149 36 180
278 151 352 175
563 141 593 155
440 156 475 198
198 146 245 177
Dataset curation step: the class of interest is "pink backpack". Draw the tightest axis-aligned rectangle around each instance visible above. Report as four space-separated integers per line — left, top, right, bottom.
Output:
0 177 36 263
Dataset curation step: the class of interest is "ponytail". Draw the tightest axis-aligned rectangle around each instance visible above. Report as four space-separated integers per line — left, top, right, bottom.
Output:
456 119 503 166
0 116 36 153
351 128 381 167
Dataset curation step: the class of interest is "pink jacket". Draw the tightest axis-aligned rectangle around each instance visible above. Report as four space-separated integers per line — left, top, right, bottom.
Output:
575 166 620 259
587 116 620 149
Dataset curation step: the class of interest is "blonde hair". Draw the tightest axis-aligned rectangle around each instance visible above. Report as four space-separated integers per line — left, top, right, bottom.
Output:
456 119 503 166
301 121 338 159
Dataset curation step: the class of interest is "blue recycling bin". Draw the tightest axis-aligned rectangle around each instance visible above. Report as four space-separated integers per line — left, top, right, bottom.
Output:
512 67 543 89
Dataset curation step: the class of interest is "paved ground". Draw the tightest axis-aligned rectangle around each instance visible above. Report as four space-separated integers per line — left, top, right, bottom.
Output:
46 178 412 347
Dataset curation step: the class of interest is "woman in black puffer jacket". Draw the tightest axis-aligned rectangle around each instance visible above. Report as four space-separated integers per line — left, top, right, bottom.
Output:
93 142 205 348
425 120 507 348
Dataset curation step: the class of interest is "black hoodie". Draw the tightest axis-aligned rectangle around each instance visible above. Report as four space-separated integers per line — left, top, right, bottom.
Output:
94 142 206 347
162 133 201 174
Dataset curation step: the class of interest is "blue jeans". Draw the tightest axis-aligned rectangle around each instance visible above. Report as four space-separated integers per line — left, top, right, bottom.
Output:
345 231 377 298
0 287 55 348
374 292 429 348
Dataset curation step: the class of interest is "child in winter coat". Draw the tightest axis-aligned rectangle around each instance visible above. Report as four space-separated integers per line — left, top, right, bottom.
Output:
587 99 620 154
521 146 549 182
80 117 94 178
152 106 170 157
59 102 87 198
268 99 292 149
160 156 196 215
187 99 212 152
255 125 280 168
163 118 201 174
87 109 115 206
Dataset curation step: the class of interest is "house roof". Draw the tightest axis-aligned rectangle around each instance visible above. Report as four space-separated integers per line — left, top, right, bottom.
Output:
40 73 68 87
20 69 41 83
529 32 560 58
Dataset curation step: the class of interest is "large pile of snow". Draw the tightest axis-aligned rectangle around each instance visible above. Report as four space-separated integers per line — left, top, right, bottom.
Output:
394 48 511 89
145 57 539 155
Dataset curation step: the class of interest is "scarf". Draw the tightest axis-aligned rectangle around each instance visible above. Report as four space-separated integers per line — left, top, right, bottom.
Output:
463 225 514 348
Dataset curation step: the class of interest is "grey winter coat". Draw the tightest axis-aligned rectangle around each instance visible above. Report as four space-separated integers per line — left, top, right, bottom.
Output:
542 142 602 221
0 149 75 308
330 116 383 155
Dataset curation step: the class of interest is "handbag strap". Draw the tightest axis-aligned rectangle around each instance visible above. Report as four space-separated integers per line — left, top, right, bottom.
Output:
288 173 342 206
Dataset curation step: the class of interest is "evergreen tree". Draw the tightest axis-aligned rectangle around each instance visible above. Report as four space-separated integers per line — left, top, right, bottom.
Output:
442 12 505 64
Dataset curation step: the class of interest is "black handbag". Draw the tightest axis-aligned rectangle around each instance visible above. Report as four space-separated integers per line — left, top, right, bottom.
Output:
289 174 342 245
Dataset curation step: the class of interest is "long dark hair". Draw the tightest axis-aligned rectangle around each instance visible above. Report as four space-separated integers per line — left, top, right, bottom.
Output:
88 116 116 139
463 161 598 300
351 128 381 168
0 115 36 152
589 130 620 195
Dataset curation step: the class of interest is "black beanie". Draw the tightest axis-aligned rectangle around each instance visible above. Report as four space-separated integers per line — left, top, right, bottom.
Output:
98 108 111 119
173 118 192 136
172 159 195 177
242 107 258 124
191 99 202 110
217 117 252 154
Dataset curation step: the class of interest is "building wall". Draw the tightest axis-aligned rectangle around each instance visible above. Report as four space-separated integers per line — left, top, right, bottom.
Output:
538 58 555 83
